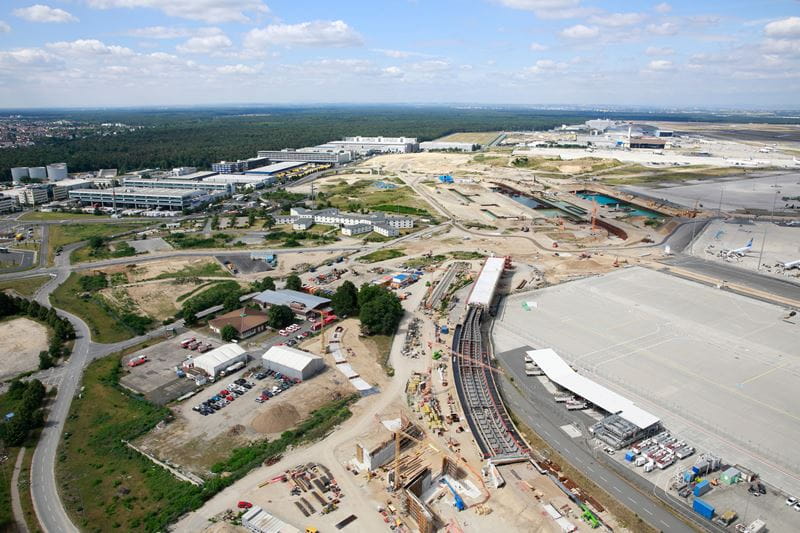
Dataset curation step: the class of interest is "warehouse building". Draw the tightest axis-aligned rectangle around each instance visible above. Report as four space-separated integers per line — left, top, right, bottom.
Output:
419 141 478 152
202 174 273 189
208 308 270 339
122 178 232 194
256 148 351 164
244 161 307 175
326 136 419 155
69 187 222 210
253 289 331 318
193 343 247 378
261 345 325 381
212 156 269 174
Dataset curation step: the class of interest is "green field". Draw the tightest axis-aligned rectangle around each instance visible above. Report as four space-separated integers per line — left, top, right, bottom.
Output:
50 273 136 343
320 178 433 216
0 275 50 297
358 248 405 263
602 166 756 185
47 223 147 266
19 211 111 221
152 261 230 280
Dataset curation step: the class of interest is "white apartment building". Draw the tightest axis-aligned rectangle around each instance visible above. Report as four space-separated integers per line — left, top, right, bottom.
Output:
341 223 372 236
275 207 413 236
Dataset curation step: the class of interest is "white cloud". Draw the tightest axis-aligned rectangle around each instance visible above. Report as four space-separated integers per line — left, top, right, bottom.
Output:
177 31 233 54
13 4 78 23
85 0 269 24
645 46 674 56
47 39 134 57
530 42 548 51
647 22 679 35
560 24 599 39
410 60 450 72
494 0 595 20
382 66 403 77
373 49 429 59
127 26 195 39
589 12 645 28
0 47 58 67
762 38 800 57
764 17 800 38
0 21 10 33
646 59 674 71
654 3 671 14
525 58 568 74
245 20 362 50
218 64 258 75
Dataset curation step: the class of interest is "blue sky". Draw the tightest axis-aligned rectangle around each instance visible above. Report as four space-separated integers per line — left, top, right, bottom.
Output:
0 1 799 108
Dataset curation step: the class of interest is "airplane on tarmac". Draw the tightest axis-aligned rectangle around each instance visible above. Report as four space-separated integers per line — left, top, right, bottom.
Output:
720 238 753 258
782 259 800 270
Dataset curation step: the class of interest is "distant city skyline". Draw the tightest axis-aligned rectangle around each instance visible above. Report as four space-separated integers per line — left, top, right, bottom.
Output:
0 1 799 108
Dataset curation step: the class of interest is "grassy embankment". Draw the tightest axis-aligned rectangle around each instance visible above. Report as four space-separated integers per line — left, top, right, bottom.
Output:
603 166 756 185
151 261 231 280
358 249 405 263
57 347 357 532
0 276 50 297
19 212 111 221
435 131 501 145
320 178 434 217
47 223 147 266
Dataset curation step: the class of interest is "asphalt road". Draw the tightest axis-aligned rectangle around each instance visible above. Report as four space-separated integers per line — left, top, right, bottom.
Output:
493 342 702 533
659 254 800 302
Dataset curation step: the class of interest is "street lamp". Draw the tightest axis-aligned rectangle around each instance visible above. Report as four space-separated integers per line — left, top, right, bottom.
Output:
757 189 780 271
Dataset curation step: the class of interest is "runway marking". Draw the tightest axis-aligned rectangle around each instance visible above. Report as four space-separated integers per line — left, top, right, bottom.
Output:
739 361 790 386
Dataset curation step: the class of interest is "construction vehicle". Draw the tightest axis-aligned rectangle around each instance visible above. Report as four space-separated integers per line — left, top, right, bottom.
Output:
580 503 600 528
440 478 466 511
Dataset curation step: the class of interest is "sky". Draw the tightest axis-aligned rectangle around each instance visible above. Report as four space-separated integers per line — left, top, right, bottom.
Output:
0 1 799 109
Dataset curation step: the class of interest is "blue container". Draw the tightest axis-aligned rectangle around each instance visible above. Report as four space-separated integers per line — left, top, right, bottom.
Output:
625 451 636 462
683 471 693 483
441 325 449 334
694 480 711 497
693 498 714 519
691 466 700 475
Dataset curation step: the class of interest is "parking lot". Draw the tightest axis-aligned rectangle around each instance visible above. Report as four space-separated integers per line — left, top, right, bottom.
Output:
215 254 274 275
120 330 222 405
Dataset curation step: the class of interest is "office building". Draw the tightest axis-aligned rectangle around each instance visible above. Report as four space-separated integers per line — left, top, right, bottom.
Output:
0 195 15 213
326 136 419 154
12 186 49 206
69 187 221 210
170 167 197 177
211 156 268 174
122 178 232 195
256 149 351 164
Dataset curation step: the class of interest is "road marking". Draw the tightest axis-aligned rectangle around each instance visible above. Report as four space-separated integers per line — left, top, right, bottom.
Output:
599 475 608 483
628 497 637 504
660 520 670 529
643 508 653 516
542 430 551 437
586 466 594 473
613 486 622 493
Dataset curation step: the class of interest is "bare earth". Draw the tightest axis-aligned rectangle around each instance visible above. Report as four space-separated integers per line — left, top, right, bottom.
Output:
0 317 49 379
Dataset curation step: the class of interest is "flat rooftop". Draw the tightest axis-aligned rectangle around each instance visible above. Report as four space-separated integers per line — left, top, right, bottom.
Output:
493 267 800 495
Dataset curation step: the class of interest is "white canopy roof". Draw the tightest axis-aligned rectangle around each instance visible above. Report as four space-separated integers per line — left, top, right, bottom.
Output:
194 343 246 368
467 257 505 307
262 345 322 371
528 348 660 429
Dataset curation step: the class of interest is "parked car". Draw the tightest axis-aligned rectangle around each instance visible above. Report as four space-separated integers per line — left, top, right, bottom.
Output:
238 501 253 509
787 496 797 506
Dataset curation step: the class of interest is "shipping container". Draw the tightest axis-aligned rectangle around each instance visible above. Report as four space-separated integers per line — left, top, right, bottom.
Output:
693 498 714 520
694 480 711 496
625 451 636 462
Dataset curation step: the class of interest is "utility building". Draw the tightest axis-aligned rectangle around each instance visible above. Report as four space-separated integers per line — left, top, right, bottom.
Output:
261 345 325 381
192 344 247 378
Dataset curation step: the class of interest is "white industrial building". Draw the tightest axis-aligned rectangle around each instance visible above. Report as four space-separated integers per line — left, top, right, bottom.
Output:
69 187 223 210
169 167 197 177
202 175 274 189
256 148 351 164
261 345 325 381
419 141 478 152
122 177 232 194
46 163 68 181
193 343 247 378
241 506 299 533
244 161 307 176
467 257 506 308
326 136 419 154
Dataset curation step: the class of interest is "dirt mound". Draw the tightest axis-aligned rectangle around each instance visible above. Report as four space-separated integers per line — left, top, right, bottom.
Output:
251 403 301 435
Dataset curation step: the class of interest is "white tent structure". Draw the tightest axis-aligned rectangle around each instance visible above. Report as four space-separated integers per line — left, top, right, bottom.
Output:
193 344 247 378
467 257 505 307
261 345 325 381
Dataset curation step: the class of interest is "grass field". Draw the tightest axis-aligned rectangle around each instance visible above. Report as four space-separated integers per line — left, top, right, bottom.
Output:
19 212 111 221
50 273 136 343
320 178 433 216
602 165 755 185
358 248 405 263
47 223 146 266
0 275 50 297
435 131 500 145
152 261 230 280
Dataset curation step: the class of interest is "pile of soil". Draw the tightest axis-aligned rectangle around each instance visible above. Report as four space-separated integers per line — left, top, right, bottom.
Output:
251 403 301 434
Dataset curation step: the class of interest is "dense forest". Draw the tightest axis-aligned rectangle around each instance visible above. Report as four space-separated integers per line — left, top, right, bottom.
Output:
2 105 798 181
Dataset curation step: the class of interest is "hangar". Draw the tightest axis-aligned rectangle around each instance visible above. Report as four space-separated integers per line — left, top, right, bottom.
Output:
261 345 325 381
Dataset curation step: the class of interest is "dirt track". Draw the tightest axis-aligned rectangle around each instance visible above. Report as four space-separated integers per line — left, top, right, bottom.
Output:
0 317 49 379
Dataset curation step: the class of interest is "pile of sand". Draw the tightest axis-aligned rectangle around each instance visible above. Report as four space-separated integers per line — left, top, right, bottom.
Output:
251 403 301 434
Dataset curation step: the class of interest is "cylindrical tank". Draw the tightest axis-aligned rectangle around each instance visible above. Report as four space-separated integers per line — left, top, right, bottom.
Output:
11 167 29 184
46 163 68 181
28 167 47 180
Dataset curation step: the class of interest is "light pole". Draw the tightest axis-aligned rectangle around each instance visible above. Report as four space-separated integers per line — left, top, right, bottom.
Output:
757 189 779 271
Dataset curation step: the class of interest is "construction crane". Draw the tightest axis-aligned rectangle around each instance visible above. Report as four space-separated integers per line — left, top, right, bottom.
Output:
590 198 599 232
440 478 467 511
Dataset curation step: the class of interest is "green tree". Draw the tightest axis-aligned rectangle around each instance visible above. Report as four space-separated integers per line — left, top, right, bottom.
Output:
331 280 358 317
247 211 256 227
267 305 294 329
220 324 238 342
252 276 276 292
211 214 219 230
39 351 54 370
222 292 241 312
285 274 302 291
264 215 275 230
88 235 106 250
357 285 403 336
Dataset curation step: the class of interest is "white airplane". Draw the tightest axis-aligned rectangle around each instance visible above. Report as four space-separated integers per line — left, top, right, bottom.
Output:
721 238 753 258
782 259 800 270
